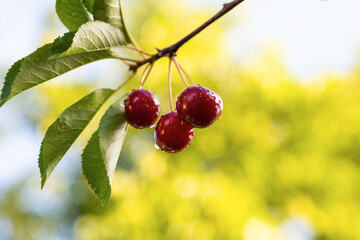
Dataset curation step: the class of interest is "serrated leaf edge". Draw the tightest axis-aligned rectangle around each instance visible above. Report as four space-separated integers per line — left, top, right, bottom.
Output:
81 130 112 207
81 97 128 206
39 88 115 189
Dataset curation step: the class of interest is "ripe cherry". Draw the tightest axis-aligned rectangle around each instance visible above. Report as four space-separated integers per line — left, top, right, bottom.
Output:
124 89 160 129
176 85 223 128
154 112 194 153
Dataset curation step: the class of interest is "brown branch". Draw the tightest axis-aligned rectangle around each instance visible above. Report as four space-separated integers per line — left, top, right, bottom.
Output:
129 0 246 72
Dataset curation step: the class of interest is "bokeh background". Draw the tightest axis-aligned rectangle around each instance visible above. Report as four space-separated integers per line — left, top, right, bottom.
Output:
1 0 360 239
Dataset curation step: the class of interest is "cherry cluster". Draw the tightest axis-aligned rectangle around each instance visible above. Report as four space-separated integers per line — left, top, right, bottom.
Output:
124 85 223 153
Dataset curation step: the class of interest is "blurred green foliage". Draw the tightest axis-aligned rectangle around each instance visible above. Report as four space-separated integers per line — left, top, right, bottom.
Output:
71 56 360 239
1 0 360 239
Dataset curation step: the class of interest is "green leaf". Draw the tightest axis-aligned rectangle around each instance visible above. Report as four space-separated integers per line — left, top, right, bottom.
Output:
82 98 128 206
49 32 76 58
93 0 133 44
82 131 109 204
56 0 90 31
0 58 26 107
1 21 128 107
82 0 94 13
57 21 127 57
39 88 114 188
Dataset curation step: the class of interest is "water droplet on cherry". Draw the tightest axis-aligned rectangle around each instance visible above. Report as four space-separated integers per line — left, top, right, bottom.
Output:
176 85 223 128
124 89 160 129
189 132 195 140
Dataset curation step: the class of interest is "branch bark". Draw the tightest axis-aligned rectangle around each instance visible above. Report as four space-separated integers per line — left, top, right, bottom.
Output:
129 0 246 72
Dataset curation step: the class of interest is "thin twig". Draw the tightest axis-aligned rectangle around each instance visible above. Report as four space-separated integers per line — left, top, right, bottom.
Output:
168 58 174 111
159 0 245 55
129 0 246 72
172 56 189 87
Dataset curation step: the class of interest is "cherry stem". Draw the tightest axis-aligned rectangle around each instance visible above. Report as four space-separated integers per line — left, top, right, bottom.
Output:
168 57 174 111
139 63 154 89
178 63 194 86
129 0 245 72
172 56 189 87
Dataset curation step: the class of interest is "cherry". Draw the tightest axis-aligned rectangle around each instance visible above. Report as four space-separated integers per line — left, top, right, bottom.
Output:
176 85 223 128
124 89 160 129
154 112 194 153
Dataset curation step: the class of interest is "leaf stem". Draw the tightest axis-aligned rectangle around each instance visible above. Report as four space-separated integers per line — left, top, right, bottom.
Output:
113 55 142 63
127 46 152 57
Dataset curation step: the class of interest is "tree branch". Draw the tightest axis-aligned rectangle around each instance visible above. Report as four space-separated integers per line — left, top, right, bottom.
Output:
129 0 246 72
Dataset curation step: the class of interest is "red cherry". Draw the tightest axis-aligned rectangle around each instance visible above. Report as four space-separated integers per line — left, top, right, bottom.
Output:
154 112 194 153
124 89 160 129
176 85 223 128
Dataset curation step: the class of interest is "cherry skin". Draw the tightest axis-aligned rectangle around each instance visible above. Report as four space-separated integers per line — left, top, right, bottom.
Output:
176 85 223 128
154 112 194 153
124 89 160 129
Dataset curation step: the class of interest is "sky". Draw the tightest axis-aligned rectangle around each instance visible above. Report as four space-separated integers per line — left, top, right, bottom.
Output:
228 0 360 80
0 0 360 193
